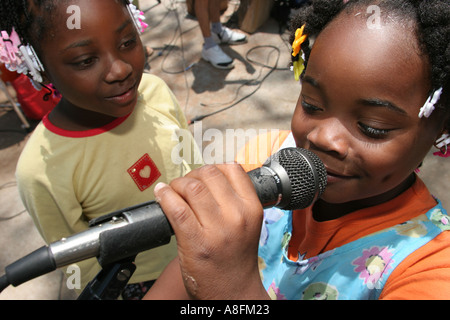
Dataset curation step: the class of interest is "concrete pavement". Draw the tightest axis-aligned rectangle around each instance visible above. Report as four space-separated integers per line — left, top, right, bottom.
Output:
0 0 448 300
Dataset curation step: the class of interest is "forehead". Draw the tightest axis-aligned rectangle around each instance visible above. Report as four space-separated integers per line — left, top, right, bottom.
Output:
44 0 127 32
40 0 130 44
306 10 431 113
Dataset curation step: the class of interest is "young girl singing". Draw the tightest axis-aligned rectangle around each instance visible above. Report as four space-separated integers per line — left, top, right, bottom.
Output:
144 0 450 300
0 0 201 299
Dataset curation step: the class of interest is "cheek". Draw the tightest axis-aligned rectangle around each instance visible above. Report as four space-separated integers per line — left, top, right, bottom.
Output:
291 105 309 148
131 42 146 72
57 79 99 104
363 148 405 178
46 65 98 98
361 136 428 183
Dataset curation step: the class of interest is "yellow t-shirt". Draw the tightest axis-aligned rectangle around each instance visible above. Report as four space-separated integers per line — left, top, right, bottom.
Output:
16 74 202 291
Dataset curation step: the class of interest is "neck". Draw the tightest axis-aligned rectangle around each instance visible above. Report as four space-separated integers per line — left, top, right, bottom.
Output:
48 98 117 131
312 174 416 222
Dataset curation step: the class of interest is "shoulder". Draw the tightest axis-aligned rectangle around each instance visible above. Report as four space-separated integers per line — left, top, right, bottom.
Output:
16 124 85 182
138 73 175 101
137 73 186 127
16 123 50 176
236 130 292 172
380 230 450 299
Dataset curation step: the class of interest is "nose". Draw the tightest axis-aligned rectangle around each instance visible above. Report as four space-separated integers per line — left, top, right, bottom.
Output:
307 118 349 159
104 55 132 83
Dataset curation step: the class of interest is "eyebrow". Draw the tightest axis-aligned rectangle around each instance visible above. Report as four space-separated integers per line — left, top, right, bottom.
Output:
116 19 132 34
302 75 320 89
304 75 408 116
60 20 132 53
61 39 93 53
359 98 408 115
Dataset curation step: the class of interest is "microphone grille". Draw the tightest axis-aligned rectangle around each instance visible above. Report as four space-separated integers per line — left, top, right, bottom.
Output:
269 148 327 210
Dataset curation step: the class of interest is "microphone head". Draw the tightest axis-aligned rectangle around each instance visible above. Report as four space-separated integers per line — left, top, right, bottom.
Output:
264 148 327 210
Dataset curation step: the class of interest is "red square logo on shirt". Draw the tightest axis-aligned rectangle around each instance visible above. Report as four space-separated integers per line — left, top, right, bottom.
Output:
127 153 161 191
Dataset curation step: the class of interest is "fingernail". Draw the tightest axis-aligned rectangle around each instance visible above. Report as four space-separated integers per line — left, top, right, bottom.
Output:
154 182 167 202
154 182 167 192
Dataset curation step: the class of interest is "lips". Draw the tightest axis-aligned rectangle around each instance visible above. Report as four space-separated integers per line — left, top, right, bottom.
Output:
300 147 356 183
325 167 355 183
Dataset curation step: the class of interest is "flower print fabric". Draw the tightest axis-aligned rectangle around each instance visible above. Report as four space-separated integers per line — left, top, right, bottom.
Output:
352 246 394 290
258 202 448 300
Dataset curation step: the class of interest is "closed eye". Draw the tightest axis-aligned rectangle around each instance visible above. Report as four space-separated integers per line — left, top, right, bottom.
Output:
358 122 392 139
301 99 322 114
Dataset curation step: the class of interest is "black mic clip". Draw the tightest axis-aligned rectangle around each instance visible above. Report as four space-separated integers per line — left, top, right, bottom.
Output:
79 200 175 300
90 200 173 268
78 201 173 300
77 255 137 300
76 208 138 300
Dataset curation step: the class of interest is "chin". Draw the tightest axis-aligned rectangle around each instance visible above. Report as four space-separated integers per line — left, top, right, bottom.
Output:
112 99 138 118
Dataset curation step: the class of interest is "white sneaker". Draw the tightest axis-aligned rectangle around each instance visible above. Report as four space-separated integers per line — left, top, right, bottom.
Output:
202 45 234 69
213 27 247 45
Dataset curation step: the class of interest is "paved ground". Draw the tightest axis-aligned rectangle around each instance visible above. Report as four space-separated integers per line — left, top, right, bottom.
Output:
0 0 448 300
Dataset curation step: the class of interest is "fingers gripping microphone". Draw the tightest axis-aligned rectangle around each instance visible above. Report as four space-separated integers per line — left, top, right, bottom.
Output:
0 148 326 291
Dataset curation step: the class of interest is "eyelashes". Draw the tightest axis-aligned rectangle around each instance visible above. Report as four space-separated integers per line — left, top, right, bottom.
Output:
301 99 393 140
301 100 321 113
357 122 391 139
71 57 96 70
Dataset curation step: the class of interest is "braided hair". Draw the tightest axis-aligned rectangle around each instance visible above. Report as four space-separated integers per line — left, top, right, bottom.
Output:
289 0 450 130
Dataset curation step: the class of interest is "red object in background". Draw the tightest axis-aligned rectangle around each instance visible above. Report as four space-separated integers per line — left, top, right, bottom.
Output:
0 63 20 83
10 74 60 120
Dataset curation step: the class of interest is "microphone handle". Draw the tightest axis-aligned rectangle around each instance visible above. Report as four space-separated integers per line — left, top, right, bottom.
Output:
96 201 173 267
247 162 291 209
4 201 173 288
50 201 173 268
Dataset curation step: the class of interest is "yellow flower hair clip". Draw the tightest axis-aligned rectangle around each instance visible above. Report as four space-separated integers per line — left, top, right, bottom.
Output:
292 24 307 57
291 24 308 81
292 57 305 82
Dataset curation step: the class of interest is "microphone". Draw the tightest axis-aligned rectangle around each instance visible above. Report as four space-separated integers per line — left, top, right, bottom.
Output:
249 147 326 210
0 147 326 291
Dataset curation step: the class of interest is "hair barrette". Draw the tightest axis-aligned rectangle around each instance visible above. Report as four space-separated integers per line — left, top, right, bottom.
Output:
0 28 44 85
418 87 443 118
291 24 307 81
433 133 450 158
1 29 22 71
127 0 148 34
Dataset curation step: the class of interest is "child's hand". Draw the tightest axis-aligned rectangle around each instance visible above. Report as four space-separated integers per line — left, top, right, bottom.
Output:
154 164 269 300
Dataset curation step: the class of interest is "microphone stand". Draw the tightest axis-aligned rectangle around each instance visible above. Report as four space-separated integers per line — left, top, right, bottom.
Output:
0 200 172 299
76 201 172 300
76 208 142 300
77 255 136 300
